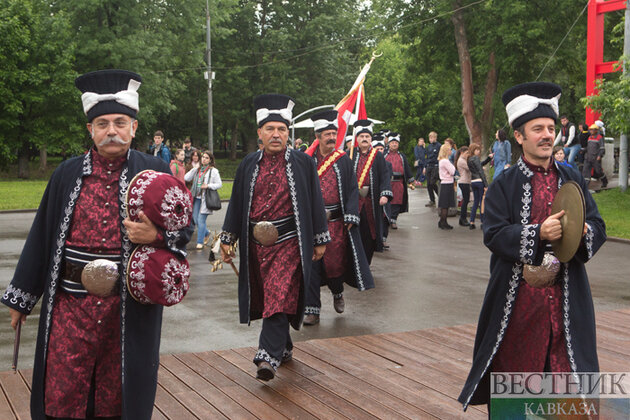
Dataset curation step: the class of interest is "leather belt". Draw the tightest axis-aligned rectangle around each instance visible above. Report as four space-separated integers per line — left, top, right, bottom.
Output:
392 172 403 181
325 204 343 222
249 216 297 246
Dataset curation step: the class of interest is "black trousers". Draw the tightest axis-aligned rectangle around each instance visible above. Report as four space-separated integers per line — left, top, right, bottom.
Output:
359 207 376 264
305 260 344 314
390 204 402 222
425 166 440 202
254 313 293 370
459 183 470 221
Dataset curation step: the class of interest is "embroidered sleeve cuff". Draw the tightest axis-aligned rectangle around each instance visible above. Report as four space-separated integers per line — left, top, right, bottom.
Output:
519 224 539 265
381 189 393 198
2 284 38 314
164 230 187 258
314 231 331 245
220 231 238 245
149 229 165 248
344 214 360 225
584 224 594 260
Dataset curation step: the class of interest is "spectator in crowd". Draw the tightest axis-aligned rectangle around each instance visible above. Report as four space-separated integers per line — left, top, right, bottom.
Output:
490 129 511 178
554 115 578 167
455 146 471 227
147 130 171 163
444 138 457 165
583 123 608 188
577 122 590 167
437 143 456 230
413 137 426 185
185 150 223 249
170 149 186 183
424 131 441 206
467 143 488 230
552 145 571 168
183 137 196 164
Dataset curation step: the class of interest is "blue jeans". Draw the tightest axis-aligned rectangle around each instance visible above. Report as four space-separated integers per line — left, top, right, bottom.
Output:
563 144 581 168
415 163 425 182
192 197 210 244
470 181 484 223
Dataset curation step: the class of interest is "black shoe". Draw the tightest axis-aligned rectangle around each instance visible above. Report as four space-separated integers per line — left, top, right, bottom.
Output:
282 349 293 363
469 223 476 230
438 221 446 230
444 222 453 230
425 201 436 207
333 295 345 313
256 361 275 381
459 219 470 227
601 177 608 188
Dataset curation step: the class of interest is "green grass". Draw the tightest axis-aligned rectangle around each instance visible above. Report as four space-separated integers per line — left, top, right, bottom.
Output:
0 180 234 210
0 180 49 210
592 188 630 240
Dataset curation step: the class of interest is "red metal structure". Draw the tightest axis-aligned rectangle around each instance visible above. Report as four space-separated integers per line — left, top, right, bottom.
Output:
586 0 626 124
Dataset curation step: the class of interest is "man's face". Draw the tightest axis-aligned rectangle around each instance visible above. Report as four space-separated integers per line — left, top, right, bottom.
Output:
561 117 568 127
183 142 191 150
317 129 337 155
514 117 556 166
389 141 399 152
374 145 384 153
418 139 424 146
87 114 136 159
429 134 437 143
154 135 163 145
589 128 598 136
257 121 289 154
357 133 372 151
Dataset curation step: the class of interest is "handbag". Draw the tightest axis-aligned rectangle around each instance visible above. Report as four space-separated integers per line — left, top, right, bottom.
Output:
205 188 221 211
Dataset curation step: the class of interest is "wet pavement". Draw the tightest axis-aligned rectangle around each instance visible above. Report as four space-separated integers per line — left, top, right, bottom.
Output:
1 187 629 370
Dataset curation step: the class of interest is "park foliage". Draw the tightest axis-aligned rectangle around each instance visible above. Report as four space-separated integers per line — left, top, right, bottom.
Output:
0 0 626 178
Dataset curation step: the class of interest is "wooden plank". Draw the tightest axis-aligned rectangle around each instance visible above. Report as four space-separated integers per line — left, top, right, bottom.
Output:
299 340 472 419
163 355 256 420
0 379 17 420
198 350 311 419
157 355 229 419
345 334 440 367
17 371 31 392
151 407 169 420
153 383 199 420
381 331 473 363
297 342 440 419
229 346 376 420
177 352 285 420
0 371 30 420
220 349 351 420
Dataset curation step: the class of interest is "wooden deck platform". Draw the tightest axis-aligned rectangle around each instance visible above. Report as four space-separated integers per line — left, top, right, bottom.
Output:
1 308 629 419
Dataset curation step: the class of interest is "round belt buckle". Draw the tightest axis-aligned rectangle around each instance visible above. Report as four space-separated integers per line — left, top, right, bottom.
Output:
81 259 119 297
522 252 561 288
252 221 279 246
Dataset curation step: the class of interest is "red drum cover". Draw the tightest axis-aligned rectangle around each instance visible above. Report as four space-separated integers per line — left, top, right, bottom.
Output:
126 170 192 231
126 245 190 306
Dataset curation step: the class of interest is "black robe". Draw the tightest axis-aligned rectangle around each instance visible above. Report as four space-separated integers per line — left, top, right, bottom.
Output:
351 149 393 251
1 149 192 420
221 148 330 330
311 153 374 291
458 157 606 409
383 150 413 213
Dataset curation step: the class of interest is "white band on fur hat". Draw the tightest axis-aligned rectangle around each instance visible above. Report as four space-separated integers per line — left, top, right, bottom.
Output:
505 93 560 126
255 100 295 125
81 79 141 115
313 118 338 132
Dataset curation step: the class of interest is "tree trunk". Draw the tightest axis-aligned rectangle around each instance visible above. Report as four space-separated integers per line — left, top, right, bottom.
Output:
451 1 482 146
230 121 239 160
39 144 47 172
480 52 498 153
17 142 30 179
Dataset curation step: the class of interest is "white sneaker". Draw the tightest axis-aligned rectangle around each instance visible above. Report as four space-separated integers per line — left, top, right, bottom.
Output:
196 244 203 249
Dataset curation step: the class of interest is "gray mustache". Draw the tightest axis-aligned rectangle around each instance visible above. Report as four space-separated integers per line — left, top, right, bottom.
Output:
98 136 130 147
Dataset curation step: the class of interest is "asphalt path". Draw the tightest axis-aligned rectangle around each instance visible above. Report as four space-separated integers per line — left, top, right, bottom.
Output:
1 187 628 370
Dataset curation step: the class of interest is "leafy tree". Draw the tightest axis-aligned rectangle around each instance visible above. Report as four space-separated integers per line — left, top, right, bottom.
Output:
0 0 80 177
